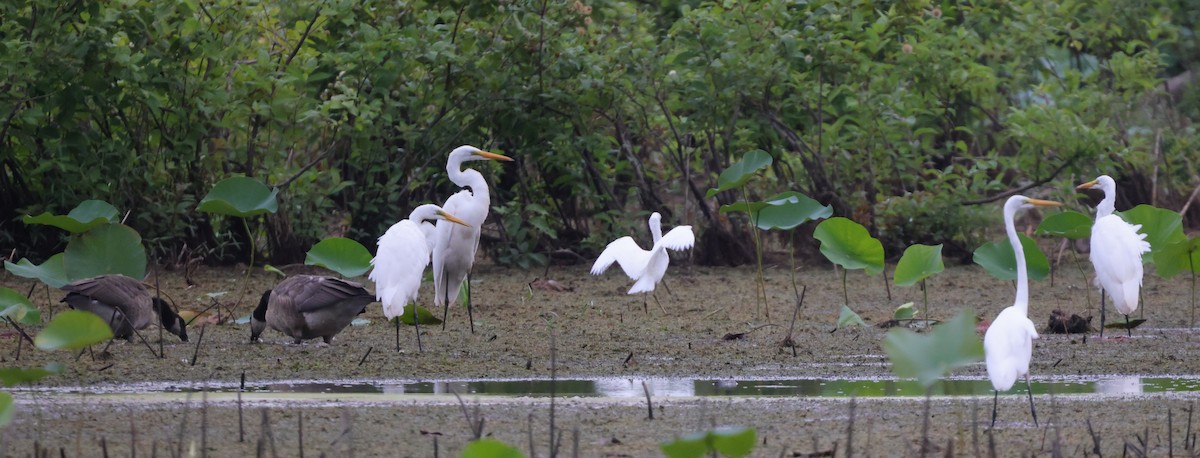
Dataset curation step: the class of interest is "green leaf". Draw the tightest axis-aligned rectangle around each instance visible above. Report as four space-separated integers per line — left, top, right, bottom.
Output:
397 305 444 326
34 310 114 350
64 223 147 281
21 200 118 234
1035 211 1092 240
813 217 885 275
837 305 867 329
755 192 833 230
1118 205 1185 263
304 237 373 278
460 438 523 458
197 176 279 217
971 234 1049 281
0 287 41 325
882 309 984 389
710 426 756 458
0 391 12 427
0 363 64 387
1154 237 1200 278
661 432 709 458
706 150 773 198
718 201 771 215
894 244 944 286
4 253 70 288
893 302 916 321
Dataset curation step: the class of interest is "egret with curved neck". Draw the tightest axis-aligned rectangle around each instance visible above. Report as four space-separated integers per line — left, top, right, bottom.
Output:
1077 175 1151 337
984 195 1061 427
371 204 469 352
432 145 513 332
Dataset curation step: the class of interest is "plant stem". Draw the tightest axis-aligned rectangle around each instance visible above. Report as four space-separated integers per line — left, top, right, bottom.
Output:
742 189 767 320
922 278 929 323
842 269 849 307
1190 252 1196 328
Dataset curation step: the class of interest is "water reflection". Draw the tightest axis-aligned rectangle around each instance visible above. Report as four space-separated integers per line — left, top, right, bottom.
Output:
53 376 1200 399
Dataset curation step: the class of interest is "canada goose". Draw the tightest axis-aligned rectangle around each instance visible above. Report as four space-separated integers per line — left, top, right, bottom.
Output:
251 275 374 344
60 274 189 342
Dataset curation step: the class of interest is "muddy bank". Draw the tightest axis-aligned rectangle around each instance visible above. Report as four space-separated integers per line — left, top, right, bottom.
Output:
2 259 1199 455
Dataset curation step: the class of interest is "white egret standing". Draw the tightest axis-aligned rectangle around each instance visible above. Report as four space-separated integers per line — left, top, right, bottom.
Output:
985 195 1061 427
371 204 469 352
1077 175 1152 337
591 212 695 311
432 145 513 332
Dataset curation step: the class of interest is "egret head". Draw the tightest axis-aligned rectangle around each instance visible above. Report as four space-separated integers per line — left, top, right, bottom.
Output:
1076 175 1115 195
448 145 513 163
408 204 470 227
1005 195 1062 216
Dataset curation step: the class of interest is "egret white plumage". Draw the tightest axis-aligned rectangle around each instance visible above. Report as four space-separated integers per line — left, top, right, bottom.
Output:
1077 175 1152 337
591 212 695 311
984 195 1061 427
432 145 513 332
370 204 469 352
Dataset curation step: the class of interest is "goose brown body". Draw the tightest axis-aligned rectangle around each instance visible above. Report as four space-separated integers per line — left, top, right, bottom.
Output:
60 274 189 342
251 275 374 344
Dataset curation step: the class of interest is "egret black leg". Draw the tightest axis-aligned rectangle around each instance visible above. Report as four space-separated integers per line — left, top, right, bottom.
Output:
661 278 674 297
1125 314 1131 338
652 292 666 314
1099 294 1106 339
441 272 450 331
414 304 423 353
394 318 400 353
466 272 475 334
1025 375 1038 427
991 390 998 428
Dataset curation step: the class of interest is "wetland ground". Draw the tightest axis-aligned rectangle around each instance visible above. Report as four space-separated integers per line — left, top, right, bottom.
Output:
3 255 1200 456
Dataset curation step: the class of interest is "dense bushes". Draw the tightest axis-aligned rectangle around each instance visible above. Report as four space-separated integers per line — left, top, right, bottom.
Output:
1 0 1196 267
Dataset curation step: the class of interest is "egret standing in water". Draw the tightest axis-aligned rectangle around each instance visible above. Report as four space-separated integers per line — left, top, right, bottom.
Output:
1077 175 1151 337
432 145 513 332
591 212 694 311
371 204 469 352
985 195 1061 427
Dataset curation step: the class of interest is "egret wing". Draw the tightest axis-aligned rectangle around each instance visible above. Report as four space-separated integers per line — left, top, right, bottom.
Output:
591 237 650 279
657 226 695 252
1090 215 1150 287
370 220 431 319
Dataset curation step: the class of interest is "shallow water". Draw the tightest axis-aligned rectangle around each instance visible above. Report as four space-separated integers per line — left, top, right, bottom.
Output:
16 375 1200 403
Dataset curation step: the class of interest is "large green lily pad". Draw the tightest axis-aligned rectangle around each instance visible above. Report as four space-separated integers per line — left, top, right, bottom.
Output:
813 217 885 275
22 200 119 234
0 287 41 325
64 223 147 281
4 253 69 288
971 234 1049 281
882 309 984 388
1035 211 1092 240
34 310 115 350
197 176 279 218
706 150 773 198
305 237 373 278
894 244 944 287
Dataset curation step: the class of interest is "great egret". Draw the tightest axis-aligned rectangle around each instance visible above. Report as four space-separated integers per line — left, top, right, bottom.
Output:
371 204 469 351
60 274 189 342
591 212 695 310
984 195 1061 427
1077 175 1152 337
250 275 374 345
432 145 513 332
